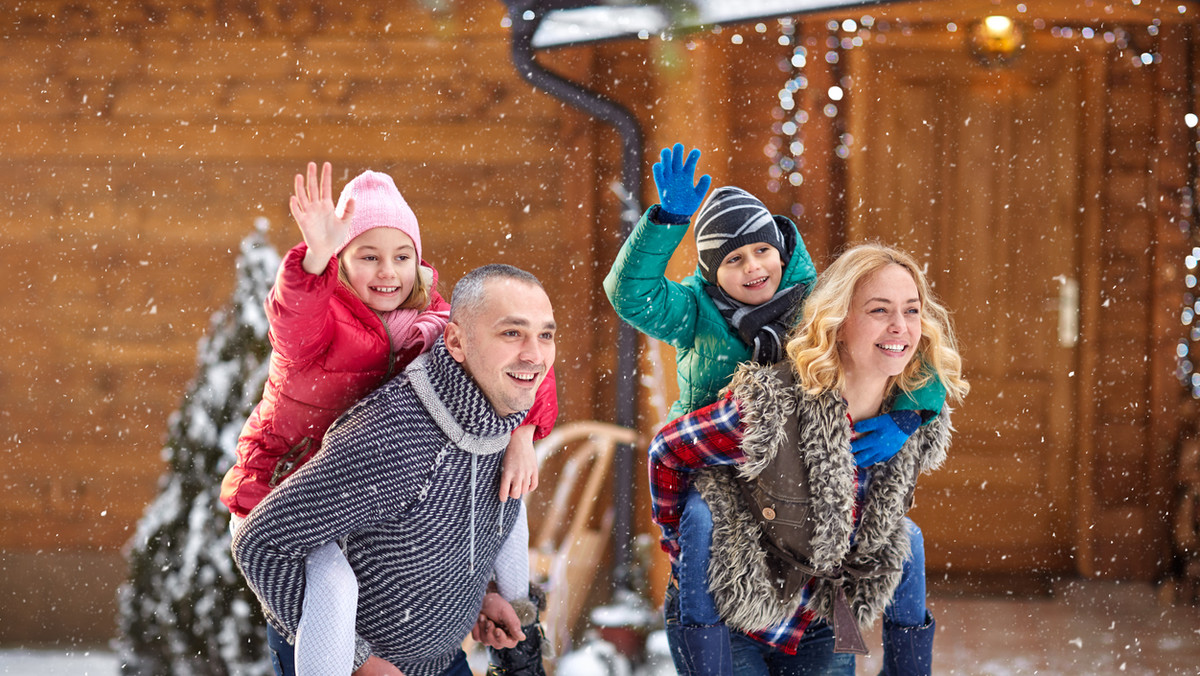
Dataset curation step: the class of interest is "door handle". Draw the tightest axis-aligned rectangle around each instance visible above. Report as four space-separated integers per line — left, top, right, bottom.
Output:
1054 275 1079 348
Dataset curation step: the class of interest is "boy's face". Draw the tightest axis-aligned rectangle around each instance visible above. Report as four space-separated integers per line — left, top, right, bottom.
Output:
715 242 783 305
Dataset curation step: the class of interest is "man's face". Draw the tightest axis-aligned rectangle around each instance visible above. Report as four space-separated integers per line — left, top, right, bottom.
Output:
444 278 556 417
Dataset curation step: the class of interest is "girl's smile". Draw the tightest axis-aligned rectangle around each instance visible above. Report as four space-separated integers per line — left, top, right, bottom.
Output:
340 228 419 313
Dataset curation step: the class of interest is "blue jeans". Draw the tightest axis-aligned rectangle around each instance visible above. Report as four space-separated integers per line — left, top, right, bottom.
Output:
664 488 733 676
665 577 732 676
678 488 721 624
439 650 472 675
730 622 855 676
267 623 296 676
886 518 927 627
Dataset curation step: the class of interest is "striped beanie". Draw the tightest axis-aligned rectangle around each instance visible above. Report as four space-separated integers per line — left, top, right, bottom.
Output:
694 186 787 285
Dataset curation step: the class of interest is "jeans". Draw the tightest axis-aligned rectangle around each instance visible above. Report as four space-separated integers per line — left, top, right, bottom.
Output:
730 623 855 676
439 650 472 675
885 518 926 627
678 488 721 624
267 623 296 676
664 577 732 676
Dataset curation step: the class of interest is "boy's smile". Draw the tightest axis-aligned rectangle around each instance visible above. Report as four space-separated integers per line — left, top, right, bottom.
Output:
715 242 783 305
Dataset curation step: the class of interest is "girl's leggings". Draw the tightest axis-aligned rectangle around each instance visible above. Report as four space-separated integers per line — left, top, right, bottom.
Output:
294 541 358 676
229 515 357 676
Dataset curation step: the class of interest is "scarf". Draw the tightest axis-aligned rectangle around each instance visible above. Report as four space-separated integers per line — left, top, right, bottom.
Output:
707 281 807 364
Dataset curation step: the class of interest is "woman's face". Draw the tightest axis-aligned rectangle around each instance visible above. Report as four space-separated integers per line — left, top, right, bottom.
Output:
838 264 922 380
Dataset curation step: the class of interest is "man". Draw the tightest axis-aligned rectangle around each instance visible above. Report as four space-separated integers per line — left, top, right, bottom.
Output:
233 264 556 676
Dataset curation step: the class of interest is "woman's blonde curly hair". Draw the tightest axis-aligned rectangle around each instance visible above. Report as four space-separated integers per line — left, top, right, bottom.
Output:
786 243 969 403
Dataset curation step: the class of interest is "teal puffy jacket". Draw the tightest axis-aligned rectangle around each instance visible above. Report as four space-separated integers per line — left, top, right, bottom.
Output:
604 206 945 420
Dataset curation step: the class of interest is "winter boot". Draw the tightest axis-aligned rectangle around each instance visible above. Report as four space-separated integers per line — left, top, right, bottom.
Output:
487 584 548 676
879 611 936 676
667 622 733 676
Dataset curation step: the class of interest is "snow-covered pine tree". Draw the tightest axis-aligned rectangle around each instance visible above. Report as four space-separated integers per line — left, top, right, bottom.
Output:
116 219 281 675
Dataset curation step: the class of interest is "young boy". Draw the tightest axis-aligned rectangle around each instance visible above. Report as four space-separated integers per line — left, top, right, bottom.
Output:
604 144 944 675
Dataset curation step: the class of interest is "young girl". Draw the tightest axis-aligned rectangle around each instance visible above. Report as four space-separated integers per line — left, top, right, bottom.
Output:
649 244 968 676
604 145 944 675
220 162 556 676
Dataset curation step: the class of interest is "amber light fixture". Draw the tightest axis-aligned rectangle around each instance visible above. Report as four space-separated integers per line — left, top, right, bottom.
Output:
968 14 1026 66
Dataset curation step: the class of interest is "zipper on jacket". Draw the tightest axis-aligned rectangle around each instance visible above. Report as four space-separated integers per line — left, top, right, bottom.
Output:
378 310 397 380
269 437 314 488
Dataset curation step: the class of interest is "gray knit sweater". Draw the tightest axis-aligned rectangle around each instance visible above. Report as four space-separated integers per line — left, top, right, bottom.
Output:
233 340 526 676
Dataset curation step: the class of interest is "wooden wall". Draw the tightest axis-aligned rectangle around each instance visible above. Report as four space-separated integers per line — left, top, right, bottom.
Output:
0 0 619 644
572 1 1198 598
2 0 1196 646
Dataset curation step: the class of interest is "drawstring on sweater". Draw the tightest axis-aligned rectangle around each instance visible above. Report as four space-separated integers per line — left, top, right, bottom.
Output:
469 453 478 574
403 345 526 579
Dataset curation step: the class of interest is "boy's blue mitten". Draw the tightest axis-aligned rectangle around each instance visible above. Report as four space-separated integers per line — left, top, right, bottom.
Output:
652 143 712 221
851 410 922 467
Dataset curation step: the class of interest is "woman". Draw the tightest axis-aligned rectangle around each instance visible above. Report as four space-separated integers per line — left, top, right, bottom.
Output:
649 243 969 675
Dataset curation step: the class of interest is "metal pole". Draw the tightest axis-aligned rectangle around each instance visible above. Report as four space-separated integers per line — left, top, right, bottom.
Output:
503 0 644 591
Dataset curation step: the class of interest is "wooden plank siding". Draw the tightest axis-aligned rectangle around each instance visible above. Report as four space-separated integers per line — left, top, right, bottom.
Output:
2 0 1197 645
0 0 619 643
583 4 1200 594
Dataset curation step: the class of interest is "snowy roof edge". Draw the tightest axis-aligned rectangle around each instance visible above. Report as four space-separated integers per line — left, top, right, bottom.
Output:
529 0 907 49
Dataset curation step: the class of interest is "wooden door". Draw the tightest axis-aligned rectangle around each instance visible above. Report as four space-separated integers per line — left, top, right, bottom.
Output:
846 39 1091 579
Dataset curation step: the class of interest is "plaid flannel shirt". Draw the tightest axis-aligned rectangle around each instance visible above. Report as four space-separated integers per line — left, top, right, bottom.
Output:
648 393 869 655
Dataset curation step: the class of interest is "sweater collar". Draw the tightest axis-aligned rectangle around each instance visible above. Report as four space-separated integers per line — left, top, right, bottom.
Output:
405 338 526 453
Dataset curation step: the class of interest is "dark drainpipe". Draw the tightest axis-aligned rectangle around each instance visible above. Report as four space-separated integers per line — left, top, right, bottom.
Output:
503 0 643 593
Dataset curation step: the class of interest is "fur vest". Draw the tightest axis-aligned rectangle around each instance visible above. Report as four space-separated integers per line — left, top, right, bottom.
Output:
694 361 951 635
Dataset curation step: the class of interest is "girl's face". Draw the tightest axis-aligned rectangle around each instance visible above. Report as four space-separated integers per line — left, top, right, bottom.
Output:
838 264 922 380
339 227 418 313
715 242 783 305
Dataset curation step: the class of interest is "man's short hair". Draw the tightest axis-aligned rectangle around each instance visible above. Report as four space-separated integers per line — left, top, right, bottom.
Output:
449 264 544 324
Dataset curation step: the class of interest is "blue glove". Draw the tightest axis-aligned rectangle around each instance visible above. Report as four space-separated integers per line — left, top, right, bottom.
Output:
851 410 922 467
652 143 712 220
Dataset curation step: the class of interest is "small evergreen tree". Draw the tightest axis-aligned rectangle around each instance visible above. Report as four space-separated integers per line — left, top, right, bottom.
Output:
117 219 281 675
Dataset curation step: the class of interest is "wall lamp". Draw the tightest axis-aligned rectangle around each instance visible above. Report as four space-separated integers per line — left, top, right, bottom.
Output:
968 14 1025 66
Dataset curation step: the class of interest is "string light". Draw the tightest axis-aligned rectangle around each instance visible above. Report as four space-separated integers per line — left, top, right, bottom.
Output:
766 15 1187 394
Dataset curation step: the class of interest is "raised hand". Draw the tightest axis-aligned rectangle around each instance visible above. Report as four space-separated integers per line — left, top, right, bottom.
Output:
651 143 712 220
291 161 356 274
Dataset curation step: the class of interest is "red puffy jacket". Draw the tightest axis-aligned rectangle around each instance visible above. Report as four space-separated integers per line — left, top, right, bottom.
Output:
220 243 558 518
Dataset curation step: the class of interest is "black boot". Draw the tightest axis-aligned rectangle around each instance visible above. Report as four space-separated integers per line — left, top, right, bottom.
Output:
880 611 935 676
487 585 548 676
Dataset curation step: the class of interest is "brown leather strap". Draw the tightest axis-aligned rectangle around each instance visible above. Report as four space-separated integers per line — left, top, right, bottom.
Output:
832 585 870 655
760 540 887 655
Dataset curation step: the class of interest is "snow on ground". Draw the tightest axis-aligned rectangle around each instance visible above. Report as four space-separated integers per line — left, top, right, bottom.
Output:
0 649 118 676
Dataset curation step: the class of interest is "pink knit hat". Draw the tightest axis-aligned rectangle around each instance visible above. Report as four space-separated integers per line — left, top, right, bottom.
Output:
334 170 422 259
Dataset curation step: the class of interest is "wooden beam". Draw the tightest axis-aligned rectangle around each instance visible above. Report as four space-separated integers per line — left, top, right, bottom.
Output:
1074 38 1108 578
